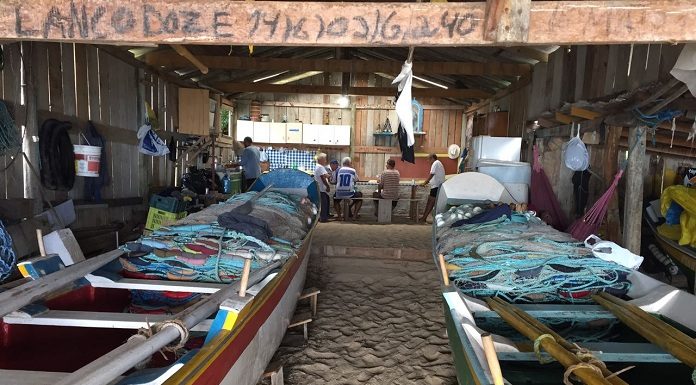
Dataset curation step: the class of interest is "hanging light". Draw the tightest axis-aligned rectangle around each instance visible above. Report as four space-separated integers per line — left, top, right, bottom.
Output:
337 95 350 108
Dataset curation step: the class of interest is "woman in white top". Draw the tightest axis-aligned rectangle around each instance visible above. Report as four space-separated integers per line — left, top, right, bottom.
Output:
420 153 445 222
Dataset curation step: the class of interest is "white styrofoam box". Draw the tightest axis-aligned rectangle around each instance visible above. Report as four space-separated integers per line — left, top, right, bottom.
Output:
43 228 85 266
501 183 529 204
477 160 531 184
286 123 303 144
268 122 286 143
252 122 271 143
471 136 522 166
236 120 254 141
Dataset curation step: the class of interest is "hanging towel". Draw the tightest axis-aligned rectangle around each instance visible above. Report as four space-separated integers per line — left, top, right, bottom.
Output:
392 61 415 147
671 44 696 97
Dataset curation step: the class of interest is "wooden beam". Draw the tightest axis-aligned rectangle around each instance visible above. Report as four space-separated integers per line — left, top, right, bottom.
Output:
570 106 602 120
5 2 696 46
216 83 490 99
604 126 622 244
504 47 549 62
145 53 531 76
484 0 531 43
256 100 469 110
622 126 646 254
620 139 696 159
170 44 209 74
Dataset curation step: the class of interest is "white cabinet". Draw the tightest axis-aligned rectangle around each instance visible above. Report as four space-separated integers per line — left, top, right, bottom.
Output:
286 123 302 144
317 125 335 145
253 122 271 143
302 124 320 145
269 122 287 143
334 125 351 146
236 120 254 141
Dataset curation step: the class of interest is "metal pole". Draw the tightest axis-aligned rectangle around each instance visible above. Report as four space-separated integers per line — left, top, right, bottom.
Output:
0 249 124 318
56 260 282 385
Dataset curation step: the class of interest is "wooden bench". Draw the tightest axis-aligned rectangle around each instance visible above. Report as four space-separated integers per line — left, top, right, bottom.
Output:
262 361 284 385
339 197 420 222
299 287 320 317
288 310 312 340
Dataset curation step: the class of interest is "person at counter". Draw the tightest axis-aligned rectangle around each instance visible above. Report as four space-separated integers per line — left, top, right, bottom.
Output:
373 159 400 216
420 153 445 223
335 157 363 220
314 153 331 223
230 136 261 191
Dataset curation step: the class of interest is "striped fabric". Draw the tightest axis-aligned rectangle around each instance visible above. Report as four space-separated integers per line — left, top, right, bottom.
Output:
378 169 401 200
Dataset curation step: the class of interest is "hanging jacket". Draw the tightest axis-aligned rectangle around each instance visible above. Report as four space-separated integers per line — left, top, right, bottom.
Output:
83 120 109 202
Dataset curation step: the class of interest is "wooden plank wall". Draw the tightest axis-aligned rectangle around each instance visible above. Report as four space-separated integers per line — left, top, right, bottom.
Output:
0 42 179 229
238 73 465 179
493 43 685 221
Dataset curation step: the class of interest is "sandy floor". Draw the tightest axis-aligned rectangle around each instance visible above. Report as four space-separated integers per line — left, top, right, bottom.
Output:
262 224 457 385
311 221 433 249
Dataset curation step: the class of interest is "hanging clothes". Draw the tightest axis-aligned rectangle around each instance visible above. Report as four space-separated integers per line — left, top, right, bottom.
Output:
397 122 415 164
572 169 591 217
529 145 568 230
392 61 415 147
39 119 75 191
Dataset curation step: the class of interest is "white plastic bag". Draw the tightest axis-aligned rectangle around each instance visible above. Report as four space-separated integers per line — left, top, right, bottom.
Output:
137 123 170 157
563 127 589 171
584 234 644 270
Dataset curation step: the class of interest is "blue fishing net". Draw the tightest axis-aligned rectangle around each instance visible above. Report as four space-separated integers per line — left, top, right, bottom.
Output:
437 206 632 303
0 220 16 282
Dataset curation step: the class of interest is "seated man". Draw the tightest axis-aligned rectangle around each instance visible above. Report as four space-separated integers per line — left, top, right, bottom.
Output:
335 157 363 220
373 159 400 216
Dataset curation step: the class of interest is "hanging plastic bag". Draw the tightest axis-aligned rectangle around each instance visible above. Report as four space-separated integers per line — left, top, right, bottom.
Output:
584 234 644 269
563 125 589 171
137 123 170 156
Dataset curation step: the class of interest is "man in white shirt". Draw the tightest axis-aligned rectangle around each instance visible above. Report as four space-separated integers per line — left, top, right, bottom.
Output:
420 153 445 223
335 157 364 220
314 153 331 222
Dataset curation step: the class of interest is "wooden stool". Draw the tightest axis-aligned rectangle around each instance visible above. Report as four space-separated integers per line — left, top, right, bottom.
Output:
341 199 350 221
263 361 284 385
299 287 321 317
288 311 313 340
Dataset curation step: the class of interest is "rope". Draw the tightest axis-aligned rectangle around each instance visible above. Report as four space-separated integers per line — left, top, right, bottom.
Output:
533 334 556 364
0 220 16 282
562 362 603 385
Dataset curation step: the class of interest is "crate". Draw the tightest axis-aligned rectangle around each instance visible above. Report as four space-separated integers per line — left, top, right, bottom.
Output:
149 194 186 213
145 207 187 231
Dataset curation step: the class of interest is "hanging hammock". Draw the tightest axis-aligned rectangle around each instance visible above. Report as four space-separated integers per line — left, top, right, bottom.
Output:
567 127 644 241
529 145 568 231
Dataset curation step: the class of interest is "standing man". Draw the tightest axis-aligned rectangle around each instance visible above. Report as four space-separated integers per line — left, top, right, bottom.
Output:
373 159 400 216
314 153 331 223
231 137 261 191
420 153 445 223
329 159 342 218
335 157 364 220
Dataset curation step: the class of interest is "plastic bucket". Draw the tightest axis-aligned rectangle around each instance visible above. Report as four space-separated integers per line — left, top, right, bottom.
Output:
73 145 101 177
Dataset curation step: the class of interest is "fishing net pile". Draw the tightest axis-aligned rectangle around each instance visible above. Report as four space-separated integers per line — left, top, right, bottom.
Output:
435 204 632 303
120 190 316 313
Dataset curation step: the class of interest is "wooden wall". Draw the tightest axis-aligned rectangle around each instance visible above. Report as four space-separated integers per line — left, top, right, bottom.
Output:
236 72 466 179
0 42 179 229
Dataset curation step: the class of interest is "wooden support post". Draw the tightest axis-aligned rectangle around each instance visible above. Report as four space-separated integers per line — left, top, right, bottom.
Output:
170 45 209 74
36 229 46 257
481 333 504 385
604 126 623 243
484 0 531 43
238 258 252 297
438 254 450 286
622 126 646 254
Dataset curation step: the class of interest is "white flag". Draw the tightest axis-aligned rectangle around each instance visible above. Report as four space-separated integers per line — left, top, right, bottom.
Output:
392 61 415 147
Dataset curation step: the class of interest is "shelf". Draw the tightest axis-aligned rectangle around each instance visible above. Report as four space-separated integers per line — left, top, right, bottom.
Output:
373 132 395 136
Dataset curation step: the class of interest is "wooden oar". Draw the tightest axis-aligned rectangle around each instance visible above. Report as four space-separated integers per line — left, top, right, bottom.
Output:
596 292 696 354
486 298 613 385
593 294 696 368
481 332 504 385
490 297 629 385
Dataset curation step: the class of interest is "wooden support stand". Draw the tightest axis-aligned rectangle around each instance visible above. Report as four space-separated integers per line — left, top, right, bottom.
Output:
377 199 393 223
263 361 284 385
299 287 321 317
288 311 313 341
623 126 646 254
238 258 252 297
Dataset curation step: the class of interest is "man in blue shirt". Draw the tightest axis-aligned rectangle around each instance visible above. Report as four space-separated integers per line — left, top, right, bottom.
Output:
232 137 261 191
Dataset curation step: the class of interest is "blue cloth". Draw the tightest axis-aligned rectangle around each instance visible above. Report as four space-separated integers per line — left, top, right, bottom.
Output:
452 205 512 227
665 201 683 225
240 146 261 179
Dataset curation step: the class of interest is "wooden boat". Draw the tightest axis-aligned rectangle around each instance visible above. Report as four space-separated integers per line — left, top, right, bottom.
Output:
436 172 696 385
644 201 696 293
0 168 319 385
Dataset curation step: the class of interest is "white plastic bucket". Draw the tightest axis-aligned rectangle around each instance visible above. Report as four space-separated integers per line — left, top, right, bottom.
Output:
73 145 101 177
